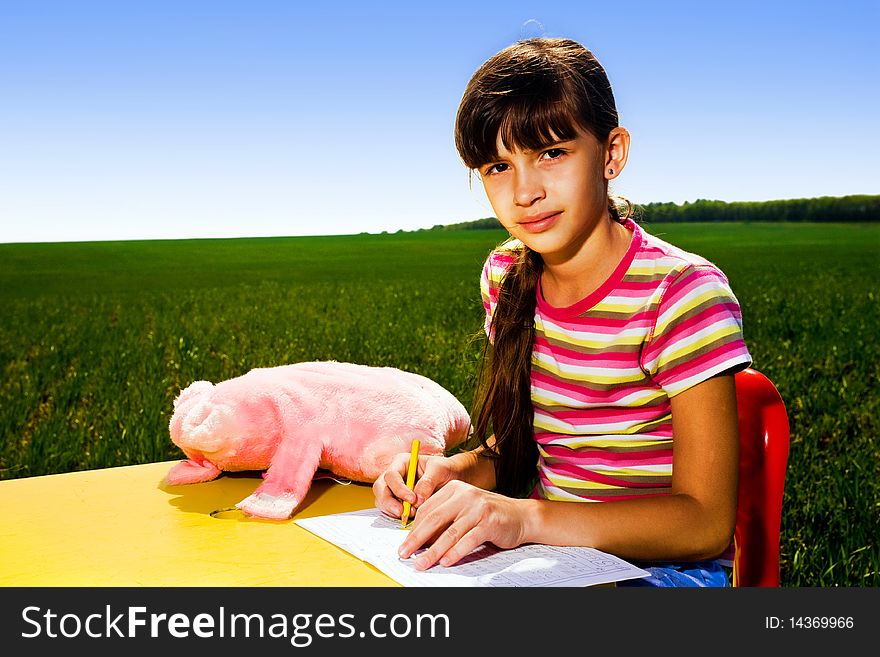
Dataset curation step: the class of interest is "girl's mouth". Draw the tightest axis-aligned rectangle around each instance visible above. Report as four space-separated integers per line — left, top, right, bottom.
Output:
518 211 561 233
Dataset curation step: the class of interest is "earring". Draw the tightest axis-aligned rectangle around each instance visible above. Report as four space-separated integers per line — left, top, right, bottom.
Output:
608 168 614 175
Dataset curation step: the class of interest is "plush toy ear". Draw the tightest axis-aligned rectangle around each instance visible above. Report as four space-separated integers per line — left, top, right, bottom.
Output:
173 380 214 410
164 458 222 485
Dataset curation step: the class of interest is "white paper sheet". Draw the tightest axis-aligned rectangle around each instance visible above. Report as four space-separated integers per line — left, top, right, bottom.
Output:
295 508 650 587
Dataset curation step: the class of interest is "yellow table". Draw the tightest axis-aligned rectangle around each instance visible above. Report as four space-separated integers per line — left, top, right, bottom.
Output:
0 461 397 586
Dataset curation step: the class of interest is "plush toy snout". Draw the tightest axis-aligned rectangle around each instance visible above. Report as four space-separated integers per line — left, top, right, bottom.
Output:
170 380 238 456
177 399 235 454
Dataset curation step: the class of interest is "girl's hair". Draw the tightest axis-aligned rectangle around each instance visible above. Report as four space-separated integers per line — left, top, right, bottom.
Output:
455 38 631 496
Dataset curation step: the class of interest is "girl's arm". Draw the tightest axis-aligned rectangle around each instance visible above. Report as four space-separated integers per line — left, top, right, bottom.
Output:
525 372 739 560
398 374 739 569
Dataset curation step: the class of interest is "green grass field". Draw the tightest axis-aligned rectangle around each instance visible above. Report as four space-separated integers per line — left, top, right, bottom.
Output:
1 222 877 586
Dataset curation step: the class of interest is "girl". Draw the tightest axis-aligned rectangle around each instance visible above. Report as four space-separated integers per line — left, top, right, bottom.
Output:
373 37 752 587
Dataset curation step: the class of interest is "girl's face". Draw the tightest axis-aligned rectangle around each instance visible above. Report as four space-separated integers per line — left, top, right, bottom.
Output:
478 126 617 264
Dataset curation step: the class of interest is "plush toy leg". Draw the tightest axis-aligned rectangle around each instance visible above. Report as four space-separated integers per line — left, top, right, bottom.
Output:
235 432 325 520
164 458 222 485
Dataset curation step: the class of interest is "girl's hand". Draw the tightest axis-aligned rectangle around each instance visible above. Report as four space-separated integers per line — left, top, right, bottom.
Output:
372 454 461 520
397 480 529 570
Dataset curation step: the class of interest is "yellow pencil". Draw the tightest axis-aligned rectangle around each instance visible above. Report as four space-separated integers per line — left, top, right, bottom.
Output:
400 439 421 527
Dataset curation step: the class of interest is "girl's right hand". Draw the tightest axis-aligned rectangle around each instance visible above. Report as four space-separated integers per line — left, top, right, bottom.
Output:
372 453 461 520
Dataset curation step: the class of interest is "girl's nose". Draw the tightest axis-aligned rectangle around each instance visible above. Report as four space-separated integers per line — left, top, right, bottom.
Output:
513 168 545 207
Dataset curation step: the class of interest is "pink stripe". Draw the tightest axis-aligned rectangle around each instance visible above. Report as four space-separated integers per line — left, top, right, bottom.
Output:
540 311 655 334
534 428 674 444
544 490 668 503
492 252 517 263
530 371 665 404
656 344 749 387
663 301 742 340
644 303 742 359
616 277 666 293
533 339 635 365
662 267 730 307
542 405 663 424
544 461 665 488
542 446 672 466
534 354 635 370
531 370 604 399
537 474 670 502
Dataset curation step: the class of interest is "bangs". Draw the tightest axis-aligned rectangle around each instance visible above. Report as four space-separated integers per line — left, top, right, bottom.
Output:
457 80 591 170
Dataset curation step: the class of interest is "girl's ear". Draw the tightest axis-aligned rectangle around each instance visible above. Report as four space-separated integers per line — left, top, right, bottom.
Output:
605 127 631 180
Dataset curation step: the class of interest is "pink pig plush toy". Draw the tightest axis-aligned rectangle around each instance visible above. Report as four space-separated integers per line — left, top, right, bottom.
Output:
165 361 472 519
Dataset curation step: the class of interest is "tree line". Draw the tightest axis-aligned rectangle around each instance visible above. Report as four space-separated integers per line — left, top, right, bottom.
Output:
430 194 879 230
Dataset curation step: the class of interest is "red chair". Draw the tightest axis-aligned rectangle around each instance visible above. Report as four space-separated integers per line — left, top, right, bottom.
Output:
731 368 791 587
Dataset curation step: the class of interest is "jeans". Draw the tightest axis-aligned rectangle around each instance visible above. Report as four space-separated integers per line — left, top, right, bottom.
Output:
617 560 731 587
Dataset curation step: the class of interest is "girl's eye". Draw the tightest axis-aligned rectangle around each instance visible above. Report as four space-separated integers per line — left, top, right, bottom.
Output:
484 163 508 175
543 148 566 160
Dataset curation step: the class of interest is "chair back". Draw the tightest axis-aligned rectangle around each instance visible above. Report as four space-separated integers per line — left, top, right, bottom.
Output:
732 368 791 587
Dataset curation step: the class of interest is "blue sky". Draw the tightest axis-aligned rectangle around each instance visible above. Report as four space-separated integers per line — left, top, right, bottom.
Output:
1 0 877 243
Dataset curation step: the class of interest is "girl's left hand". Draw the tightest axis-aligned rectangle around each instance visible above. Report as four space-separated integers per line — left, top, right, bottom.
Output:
397 479 529 570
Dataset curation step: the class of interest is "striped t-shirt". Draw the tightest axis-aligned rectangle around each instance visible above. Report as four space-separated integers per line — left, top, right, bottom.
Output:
480 218 752 507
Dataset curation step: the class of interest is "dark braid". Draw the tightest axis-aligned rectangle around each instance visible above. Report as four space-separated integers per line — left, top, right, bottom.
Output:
473 246 542 496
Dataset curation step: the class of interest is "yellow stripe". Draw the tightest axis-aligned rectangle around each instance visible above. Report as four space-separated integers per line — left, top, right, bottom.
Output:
537 322 644 349
534 418 670 439
544 477 621 490
654 324 742 368
532 432 669 450
590 300 650 315
654 288 733 334
530 389 665 408
627 262 686 278
532 360 646 385
570 466 671 477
